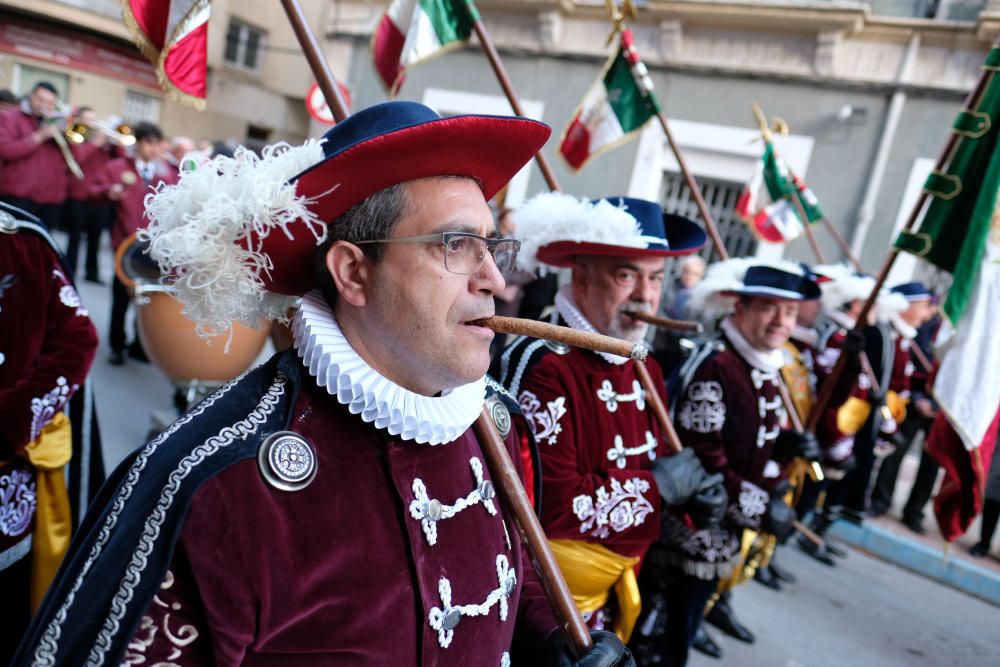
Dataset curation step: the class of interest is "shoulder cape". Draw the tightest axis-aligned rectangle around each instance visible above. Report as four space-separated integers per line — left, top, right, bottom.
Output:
13 350 302 667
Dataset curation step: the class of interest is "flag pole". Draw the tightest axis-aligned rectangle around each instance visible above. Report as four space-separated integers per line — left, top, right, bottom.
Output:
819 217 864 271
464 15 562 191
807 37 1000 432
279 0 592 655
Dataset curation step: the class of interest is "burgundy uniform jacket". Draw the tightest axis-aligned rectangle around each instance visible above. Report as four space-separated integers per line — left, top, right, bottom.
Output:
0 105 80 205
89 157 177 249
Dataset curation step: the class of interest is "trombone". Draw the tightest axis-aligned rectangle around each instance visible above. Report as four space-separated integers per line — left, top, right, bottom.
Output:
65 119 137 148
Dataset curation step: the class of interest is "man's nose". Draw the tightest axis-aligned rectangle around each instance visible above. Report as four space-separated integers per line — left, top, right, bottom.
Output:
631 275 658 304
471 251 506 295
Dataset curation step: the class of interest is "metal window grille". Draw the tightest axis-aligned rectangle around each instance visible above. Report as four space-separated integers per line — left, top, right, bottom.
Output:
659 171 758 265
122 89 161 125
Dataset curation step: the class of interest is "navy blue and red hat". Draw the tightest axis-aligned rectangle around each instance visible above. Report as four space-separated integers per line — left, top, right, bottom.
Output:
890 281 933 302
723 265 822 301
260 101 551 295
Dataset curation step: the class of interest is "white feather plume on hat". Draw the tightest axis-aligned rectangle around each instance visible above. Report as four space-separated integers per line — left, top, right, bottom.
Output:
512 191 644 275
687 257 806 326
815 263 876 313
139 140 326 340
876 290 910 323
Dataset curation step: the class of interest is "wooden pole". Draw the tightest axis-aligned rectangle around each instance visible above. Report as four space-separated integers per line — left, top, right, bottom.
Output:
819 217 864 271
633 359 683 454
807 38 999 431
473 411 592 654
468 18 562 192
280 0 349 123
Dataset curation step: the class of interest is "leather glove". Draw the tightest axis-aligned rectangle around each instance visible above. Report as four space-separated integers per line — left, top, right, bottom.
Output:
545 629 636 667
843 328 866 354
762 497 796 543
650 448 706 507
683 472 728 530
772 430 821 464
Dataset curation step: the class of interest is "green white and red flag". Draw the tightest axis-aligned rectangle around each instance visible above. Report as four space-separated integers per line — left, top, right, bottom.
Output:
735 143 823 243
371 0 476 97
121 0 209 109
895 46 1000 540
558 29 660 171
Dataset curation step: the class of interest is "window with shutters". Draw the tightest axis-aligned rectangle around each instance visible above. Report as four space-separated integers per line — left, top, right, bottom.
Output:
224 19 266 72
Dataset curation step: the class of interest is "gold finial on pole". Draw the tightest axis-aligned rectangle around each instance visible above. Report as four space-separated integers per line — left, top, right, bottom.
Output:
604 0 637 46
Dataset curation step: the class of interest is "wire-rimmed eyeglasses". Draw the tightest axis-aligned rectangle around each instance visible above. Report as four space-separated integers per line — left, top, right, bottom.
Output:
355 232 521 276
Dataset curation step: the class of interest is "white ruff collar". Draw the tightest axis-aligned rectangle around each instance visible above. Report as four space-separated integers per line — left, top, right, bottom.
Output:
721 317 785 372
791 324 818 347
890 314 917 340
292 291 486 445
555 285 629 365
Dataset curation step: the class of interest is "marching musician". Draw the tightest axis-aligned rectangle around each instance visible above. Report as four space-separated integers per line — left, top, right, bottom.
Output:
14 101 633 667
0 82 78 230
88 121 178 365
492 193 728 667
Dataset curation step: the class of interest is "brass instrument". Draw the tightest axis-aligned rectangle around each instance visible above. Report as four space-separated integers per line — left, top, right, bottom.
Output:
65 119 136 147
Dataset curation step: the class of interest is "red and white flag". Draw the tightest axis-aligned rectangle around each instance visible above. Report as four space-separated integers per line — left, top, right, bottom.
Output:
122 0 210 109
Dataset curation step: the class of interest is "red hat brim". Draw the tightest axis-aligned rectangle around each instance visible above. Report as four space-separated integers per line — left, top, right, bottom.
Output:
536 240 703 268
257 115 550 295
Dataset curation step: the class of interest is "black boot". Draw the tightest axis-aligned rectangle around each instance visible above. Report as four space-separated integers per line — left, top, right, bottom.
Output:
705 592 755 644
797 534 836 566
768 555 797 584
691 623 723 659
824 540 848 559
753 564 782 591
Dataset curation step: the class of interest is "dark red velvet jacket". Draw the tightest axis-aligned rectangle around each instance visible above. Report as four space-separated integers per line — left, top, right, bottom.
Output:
125 373 557 666
0 105 81 205
89 157 177 249
66 142 120 202
673 340 780 530
515 348 667 560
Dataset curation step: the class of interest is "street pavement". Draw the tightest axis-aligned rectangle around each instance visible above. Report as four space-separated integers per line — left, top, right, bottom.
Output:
64 232 1000 667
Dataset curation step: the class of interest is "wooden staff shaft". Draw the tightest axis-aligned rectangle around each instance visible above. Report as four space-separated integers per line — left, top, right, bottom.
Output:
633 359 683 455
789 192 827 265
793 519 824 547
469 20 561 192
473 411 593 654
820 217 864 271
628 310 703 333
908 338 933 374
656 109 729 260
280 0 349 123
807 39 998 431
476 316 646 360
776 376 805 432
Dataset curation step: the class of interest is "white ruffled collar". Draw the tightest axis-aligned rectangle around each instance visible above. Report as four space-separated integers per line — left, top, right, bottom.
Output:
791 324 818 348
292 291 486 445
555 285 629 365
890 314 917 340
720 317 785 372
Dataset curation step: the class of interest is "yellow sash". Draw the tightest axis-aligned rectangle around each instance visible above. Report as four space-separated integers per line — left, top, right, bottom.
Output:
836 390 908 435
24 412 73 612
548 539 641 642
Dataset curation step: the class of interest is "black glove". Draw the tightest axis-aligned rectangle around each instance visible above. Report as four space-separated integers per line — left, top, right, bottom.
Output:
683 472 728 530
650 448 706 507
843 328 866 354
772 430 821 464
762 497 796 542
545 629 636 667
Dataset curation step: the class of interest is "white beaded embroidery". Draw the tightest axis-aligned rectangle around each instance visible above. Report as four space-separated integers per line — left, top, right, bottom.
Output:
518 390 567 446
606 432 658 469
427 554 515 648
409 457 498 546
596 379 646 413
573 477 654 539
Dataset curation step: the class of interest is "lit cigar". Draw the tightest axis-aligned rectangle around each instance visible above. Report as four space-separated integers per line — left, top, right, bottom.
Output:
472 316 647 361
626 310 703 333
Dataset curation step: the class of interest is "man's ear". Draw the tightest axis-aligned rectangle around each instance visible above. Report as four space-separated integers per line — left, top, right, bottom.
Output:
326 241 372 307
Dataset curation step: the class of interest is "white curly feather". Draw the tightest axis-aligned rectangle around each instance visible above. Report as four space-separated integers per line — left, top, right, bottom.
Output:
815 263 876 313
512 192 645 274
687 257 807 327
139 141 327 341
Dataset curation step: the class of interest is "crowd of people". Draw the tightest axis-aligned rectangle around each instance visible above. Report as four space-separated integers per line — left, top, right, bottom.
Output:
1 90 997 667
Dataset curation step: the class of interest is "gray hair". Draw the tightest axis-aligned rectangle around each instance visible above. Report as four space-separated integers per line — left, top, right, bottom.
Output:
314 182 410 308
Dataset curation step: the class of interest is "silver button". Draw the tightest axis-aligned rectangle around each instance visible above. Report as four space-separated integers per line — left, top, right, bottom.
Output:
505 575 516 596
443 608 462 630
480 480 495 501
427 499 443 521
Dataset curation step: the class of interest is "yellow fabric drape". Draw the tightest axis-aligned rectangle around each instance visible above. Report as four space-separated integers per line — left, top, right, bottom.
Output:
781 343 814 424
836 391 908 435
548 539 641 642
24 411 73 613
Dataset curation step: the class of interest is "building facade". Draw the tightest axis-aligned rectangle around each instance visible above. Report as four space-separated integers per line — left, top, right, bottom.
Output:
0 0 326 146
325 0 998 275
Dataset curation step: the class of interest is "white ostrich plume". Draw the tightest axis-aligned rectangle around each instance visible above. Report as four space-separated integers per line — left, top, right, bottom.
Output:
139 140 327 341
815 263 876 313
512 192 645 275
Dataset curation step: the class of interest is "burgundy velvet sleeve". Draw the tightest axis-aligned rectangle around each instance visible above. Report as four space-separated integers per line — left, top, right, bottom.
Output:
173 475 258 666
121 541 215 666
0 110 39 161
86 158 117 200
0 235 97 457
522 361 662 555
673 359 766 528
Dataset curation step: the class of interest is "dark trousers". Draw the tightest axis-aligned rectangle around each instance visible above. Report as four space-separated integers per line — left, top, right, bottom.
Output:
871 414 930 511
110 273 133 352
0 549 32 666
64 199 109 279
1 195 61 231
663 573 718 667
901 448 941 523
978 498 1000 547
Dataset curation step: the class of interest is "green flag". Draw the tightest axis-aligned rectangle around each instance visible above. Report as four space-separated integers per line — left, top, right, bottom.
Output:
895 47 1000 323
